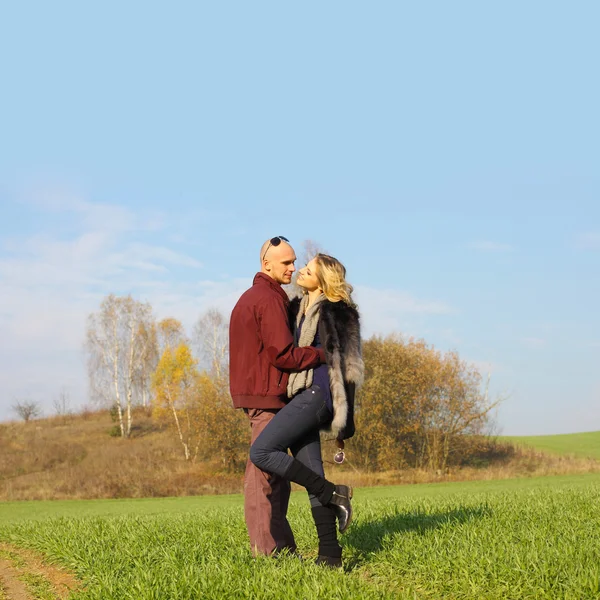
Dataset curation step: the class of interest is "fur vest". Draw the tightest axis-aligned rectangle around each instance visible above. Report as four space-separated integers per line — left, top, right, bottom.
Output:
289 296 364 440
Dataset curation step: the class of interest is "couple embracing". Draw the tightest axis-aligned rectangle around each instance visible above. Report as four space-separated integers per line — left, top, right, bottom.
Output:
229 236 363 568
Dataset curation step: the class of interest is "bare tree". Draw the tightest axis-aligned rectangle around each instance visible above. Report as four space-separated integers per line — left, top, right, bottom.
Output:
53 387 72 422
12 399 42 422
193 309 229 379
85 294 155 438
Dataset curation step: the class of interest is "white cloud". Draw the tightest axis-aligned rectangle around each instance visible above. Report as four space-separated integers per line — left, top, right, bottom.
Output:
0 191 236 420
575 232 600 250
26 184 138 232
112 243 203 271
469 240 514 253
353 285 453 337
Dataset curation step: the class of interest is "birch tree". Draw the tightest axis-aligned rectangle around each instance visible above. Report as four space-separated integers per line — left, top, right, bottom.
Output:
193 309 229 380
133 321 159 408
86 294 154 438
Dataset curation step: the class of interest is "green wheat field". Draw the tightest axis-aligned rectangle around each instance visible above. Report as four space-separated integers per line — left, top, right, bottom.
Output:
1 473 599 599
501 430 600 460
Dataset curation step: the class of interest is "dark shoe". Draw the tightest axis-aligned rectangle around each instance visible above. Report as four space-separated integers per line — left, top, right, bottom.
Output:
315 555 343 568
328 485 353 533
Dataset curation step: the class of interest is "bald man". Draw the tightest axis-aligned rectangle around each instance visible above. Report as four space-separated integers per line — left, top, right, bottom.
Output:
229 236 326 556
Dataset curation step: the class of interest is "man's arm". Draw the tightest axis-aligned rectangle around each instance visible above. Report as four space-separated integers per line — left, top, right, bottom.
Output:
259 297 325 371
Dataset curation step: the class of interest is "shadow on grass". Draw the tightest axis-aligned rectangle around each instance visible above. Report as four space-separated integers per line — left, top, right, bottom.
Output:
343 504 492 570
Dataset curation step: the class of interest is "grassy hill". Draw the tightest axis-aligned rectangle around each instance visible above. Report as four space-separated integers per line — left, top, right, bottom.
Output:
501 431 600 459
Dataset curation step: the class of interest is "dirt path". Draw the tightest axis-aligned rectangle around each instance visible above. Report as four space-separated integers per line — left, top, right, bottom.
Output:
0 544 79 600
0 558 30 600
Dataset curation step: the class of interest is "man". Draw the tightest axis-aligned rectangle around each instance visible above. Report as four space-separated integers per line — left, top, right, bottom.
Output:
229 236 326 556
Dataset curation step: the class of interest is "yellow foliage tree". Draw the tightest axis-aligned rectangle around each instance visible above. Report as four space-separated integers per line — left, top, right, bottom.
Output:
353 335 500 472
152 342 202 461
194 372 248 472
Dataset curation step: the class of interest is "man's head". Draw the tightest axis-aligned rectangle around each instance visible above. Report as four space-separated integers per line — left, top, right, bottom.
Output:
260 236 296 285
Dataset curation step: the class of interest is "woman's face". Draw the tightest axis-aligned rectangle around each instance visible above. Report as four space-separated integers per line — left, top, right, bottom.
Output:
297 258 321 292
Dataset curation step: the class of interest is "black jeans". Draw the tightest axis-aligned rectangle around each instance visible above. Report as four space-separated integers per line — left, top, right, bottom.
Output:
250 385 332 507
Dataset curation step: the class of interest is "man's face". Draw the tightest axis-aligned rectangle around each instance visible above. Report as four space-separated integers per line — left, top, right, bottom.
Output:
264 243 297 285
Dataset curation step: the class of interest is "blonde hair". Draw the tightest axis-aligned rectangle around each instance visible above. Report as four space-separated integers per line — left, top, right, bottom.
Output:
314 254 355 305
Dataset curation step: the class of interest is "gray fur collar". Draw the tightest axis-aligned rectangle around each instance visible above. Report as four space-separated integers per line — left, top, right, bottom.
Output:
289 296 364 438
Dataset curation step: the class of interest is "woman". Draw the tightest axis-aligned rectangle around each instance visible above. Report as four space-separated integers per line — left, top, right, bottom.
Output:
250 253 364 567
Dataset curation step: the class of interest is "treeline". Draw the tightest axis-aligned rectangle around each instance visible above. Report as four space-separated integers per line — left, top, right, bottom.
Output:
85 294 499 473
86 295 247 470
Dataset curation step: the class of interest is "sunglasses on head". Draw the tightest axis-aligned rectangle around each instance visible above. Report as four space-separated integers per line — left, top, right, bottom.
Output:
262 236 290 262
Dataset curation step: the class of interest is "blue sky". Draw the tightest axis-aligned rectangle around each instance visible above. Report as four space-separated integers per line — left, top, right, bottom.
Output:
0 1 598 434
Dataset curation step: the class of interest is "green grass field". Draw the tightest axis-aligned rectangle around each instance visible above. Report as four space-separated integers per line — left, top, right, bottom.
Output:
1 474 599 599
502 430 600 459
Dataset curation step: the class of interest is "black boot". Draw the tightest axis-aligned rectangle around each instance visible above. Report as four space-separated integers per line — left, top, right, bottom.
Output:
329 485 353 534
284 460 353 533
284 460 335 504
315 555 343 568
311 506 342 568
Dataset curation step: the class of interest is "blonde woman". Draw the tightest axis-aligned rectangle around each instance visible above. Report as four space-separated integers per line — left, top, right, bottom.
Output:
250 254 364 567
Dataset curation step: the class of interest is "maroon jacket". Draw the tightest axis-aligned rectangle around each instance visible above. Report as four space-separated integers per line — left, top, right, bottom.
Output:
229 272 325 409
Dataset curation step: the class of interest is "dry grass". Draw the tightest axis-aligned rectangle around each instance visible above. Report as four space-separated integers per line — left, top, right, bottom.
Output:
318 448 600 491
1 410 599 501
0 410 244 501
